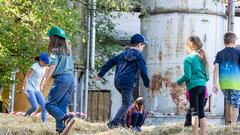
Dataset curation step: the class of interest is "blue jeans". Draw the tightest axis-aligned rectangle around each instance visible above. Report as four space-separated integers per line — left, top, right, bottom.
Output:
112 88 133 125
25 90 47 122
131 113 144 127
45 74 74 131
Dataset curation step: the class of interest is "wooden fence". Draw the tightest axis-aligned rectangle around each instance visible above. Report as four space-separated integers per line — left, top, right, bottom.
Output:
87 90 111 122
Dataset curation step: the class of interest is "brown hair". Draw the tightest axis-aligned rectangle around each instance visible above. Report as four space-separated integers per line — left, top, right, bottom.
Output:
186 36 209 72
224 32 237 45
48 35 71 55
134 97 144 111
34 56 40 61
131 42 144 47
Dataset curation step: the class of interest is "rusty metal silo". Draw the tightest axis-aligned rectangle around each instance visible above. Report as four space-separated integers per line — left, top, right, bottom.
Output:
140 0 226 122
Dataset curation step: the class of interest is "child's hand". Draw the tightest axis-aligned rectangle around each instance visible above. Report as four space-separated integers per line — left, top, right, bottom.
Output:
95 75 101 80
172 82 181 87
40 83 46 91
23 90 29 98
212 84 219 94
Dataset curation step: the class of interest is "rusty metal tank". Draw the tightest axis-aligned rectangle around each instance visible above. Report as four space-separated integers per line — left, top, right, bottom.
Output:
140 0 226 116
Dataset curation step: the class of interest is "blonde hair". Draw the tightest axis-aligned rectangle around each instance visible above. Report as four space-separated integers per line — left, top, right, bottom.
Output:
186 36 209 72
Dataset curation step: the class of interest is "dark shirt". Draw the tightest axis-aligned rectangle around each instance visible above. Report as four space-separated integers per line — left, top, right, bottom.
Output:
214 47 240 90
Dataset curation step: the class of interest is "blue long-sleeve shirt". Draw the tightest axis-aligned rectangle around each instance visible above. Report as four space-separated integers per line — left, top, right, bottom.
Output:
98 48 150 90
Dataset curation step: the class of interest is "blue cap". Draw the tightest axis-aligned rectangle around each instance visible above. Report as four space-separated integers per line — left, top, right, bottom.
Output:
130 34 149 45
39 52 49 64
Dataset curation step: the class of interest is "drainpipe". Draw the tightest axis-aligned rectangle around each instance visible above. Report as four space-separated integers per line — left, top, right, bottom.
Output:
9 71 16 113
73 70 78 112
90 0 96 69
84 0 92 115
228 0 235 31
79 74 84 113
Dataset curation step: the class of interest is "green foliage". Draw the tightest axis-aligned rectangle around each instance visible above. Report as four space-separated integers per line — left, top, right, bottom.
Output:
0 0 139 87
0 0 83 85
94 0 140 68
97 0 140 12
88 11 124 87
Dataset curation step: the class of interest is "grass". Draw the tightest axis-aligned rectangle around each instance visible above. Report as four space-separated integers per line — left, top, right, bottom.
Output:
0 114 240 135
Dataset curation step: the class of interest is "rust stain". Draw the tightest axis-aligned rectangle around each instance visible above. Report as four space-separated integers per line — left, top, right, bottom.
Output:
158 51 163 61
169 81 186 114
150 73 173 93
150 73 187 114
150 73 163 92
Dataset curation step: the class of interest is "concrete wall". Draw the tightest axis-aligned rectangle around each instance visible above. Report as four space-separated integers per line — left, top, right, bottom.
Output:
111 11 141 40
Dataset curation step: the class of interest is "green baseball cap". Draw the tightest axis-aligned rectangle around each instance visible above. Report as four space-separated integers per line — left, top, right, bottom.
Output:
48 26 66 39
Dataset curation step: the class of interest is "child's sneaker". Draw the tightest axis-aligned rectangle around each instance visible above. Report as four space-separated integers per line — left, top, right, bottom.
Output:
131 126 139 133
136 126 142 132
107 121 117 129
184 109 192 127
60 114 75 135
56 129 63 135
119 119 126 127
62 114 75 126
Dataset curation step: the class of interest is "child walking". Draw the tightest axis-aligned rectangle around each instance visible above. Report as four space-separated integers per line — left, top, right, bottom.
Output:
184 88 209 127
213 32 240 124
42 26 75 134
23 52 49 123
96 34 150 129
177 36 209 135
126 97 147 133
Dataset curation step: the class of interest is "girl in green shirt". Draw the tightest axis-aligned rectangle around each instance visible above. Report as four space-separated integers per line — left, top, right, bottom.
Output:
177 36 209 135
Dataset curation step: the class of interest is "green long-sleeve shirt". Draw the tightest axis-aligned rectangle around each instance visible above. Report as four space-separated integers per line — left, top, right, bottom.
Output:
177 53 209 90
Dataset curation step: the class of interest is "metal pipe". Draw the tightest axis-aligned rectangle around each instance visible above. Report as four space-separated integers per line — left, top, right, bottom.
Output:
144 9 226 17
79 74 84 113
73 70 78 112
9 71 16 113
228 0 236 31
84 0 91 115
90 0 96 69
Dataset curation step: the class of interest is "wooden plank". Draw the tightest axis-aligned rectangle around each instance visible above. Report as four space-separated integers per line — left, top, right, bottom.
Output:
107 92 111 120
93 91 99 121
87 91 93 120
96 91 100 121
103 91 111 121
87 90 111 122
98 92 104 121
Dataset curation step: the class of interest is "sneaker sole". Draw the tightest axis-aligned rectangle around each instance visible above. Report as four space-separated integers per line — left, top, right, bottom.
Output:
107 123 114 129
61 118 76 135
